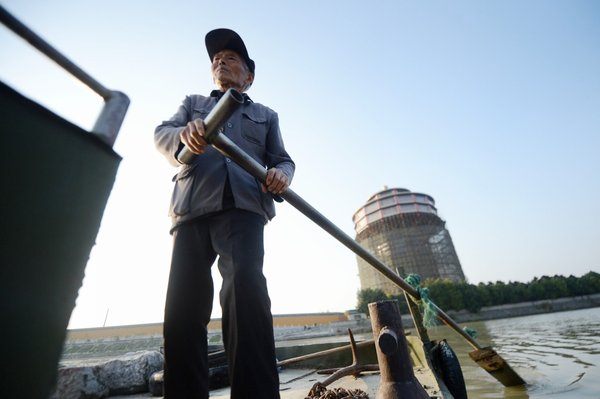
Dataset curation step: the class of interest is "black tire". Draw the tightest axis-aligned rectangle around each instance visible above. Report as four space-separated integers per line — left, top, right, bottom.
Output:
148 370 164 397
431 339 468 399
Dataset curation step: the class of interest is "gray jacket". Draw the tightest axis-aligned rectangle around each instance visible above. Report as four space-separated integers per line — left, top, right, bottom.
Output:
154 93 295 230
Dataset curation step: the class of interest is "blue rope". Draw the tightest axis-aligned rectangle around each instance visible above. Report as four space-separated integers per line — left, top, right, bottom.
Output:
406 274 480 336
406 274 438 328
405 274 421 288
463 326 478 339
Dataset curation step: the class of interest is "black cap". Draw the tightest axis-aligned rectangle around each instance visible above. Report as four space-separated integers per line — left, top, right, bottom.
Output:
205 28 255 74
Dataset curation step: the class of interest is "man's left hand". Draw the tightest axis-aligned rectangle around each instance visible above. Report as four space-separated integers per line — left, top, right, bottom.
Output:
262 168 289 195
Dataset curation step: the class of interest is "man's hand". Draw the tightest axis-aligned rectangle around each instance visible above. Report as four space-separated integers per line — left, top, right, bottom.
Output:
262 168 289 195
180 118 209 154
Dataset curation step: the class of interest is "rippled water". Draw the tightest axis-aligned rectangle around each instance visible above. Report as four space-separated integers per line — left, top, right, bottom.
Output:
427 307 600 398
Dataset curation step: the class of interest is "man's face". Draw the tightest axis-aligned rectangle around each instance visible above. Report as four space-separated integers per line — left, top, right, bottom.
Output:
211 49 254 92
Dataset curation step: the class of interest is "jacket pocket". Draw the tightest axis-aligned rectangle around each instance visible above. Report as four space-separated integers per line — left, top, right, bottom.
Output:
169 164 197 216
241 112 267 146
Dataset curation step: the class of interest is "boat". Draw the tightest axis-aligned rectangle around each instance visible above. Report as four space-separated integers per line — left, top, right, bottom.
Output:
1 8 525 399
0 6 129 399
148 297 467 398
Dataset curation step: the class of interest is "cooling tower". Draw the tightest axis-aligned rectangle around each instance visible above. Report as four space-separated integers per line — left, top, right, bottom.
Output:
353 187 466 295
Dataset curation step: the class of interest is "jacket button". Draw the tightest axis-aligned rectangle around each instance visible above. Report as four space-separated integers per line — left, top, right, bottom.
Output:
226 158 231 163
227 122 233 128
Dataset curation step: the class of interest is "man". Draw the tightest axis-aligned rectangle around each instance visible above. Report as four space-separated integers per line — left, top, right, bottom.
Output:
154 28 294 399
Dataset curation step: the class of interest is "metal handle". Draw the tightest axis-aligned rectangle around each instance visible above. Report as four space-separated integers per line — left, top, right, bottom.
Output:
1 5 130 146
176 88 245 164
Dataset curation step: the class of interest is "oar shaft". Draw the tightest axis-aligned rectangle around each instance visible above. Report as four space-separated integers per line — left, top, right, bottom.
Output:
282 189 420 299
284 188 482 352
208 130 481 351
211 132 422 294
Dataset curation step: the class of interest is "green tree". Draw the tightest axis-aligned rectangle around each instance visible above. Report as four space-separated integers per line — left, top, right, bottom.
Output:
423 279 466 311
462 283 482 312
488 281 507 306
424 279 454 310
579 271 600 294
566 274 581 296
387 293 410 314
356 271 600 314
505 281 528 303
476 283 492 307
356 288 387 314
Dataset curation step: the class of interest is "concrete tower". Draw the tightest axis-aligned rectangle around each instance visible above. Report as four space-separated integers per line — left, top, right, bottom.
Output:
353 187 465 295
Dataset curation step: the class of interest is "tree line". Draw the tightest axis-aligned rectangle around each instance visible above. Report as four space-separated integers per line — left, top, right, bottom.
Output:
356 271 600 314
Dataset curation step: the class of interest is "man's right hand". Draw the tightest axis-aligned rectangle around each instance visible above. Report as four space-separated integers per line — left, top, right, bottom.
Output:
180 118 209 154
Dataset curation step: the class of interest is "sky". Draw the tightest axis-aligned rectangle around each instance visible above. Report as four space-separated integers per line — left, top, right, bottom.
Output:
1 1 599 329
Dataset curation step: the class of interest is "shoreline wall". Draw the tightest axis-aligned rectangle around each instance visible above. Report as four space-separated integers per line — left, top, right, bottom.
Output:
61 294 600 362
66 294 600 343
424 293 600 324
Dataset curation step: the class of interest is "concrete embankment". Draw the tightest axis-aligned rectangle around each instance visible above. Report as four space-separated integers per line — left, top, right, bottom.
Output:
420 293 600 325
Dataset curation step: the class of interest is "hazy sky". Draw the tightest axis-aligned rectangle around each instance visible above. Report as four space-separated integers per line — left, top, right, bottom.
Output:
1 1 598 329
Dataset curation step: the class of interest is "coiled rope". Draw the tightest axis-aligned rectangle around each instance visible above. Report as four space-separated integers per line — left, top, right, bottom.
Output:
304 385 369 399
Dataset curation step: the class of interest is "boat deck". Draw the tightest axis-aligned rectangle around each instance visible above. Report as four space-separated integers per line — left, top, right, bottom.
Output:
111 365 447 399
108 331 453 399
213 368 379 398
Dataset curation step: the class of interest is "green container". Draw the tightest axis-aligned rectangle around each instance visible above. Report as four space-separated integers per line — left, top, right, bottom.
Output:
0 81 121 399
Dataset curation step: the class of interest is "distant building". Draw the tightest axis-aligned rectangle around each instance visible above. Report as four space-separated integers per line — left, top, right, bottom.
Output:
353 187 465 295
66 312 348 341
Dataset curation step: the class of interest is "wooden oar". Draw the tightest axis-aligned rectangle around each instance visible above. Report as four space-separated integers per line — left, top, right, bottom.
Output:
187 89 526 387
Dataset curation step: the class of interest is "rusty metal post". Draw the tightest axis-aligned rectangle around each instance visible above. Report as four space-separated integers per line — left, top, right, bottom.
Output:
368 300 430 399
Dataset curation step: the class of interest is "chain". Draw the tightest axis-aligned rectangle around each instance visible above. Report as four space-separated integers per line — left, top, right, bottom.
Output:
304 385 369 399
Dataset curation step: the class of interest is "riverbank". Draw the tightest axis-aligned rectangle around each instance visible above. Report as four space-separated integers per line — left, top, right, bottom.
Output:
62 294 600 363
442 292 600 324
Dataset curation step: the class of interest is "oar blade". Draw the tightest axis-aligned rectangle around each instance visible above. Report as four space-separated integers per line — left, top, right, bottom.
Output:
469 347 526 387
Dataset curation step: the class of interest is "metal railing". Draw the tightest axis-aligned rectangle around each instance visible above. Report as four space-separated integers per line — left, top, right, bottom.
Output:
0 5 129 146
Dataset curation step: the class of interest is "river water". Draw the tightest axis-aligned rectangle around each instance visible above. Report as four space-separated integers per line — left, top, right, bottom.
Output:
425 307 600 398
66 307 600 398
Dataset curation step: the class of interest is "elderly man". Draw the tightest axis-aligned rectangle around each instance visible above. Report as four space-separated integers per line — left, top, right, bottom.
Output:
154 28 295 399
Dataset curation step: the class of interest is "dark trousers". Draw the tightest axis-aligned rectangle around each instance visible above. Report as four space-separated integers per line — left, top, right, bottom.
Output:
163 209 280 399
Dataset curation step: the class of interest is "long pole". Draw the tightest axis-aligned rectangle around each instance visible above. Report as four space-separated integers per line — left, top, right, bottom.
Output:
210 132 485 349
205 91 525 386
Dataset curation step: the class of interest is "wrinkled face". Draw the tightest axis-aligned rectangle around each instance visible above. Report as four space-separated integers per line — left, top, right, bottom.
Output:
211 49 254 92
